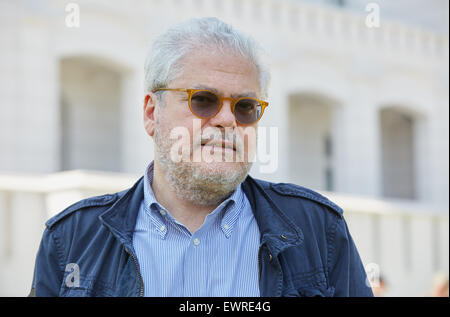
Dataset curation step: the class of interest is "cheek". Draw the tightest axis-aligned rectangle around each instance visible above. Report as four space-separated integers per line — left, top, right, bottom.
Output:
161 117 200 150
238 126 258 156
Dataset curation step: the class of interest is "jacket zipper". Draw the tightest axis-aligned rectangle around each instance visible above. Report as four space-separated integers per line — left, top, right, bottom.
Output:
125 247 144 297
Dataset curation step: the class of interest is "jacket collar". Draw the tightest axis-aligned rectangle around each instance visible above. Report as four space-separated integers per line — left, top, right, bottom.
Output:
100 171 304 256
242 175 304 256
99 175 144 250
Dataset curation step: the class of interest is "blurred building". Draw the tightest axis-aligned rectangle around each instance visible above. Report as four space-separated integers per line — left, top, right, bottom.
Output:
0 0 448 296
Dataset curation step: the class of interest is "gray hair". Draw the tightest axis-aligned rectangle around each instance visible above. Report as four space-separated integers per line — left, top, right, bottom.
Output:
144 17 270 100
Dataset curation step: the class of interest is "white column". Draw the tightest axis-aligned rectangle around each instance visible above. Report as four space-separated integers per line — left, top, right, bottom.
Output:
9 192 47 296
0 1 20 172
426 72 449 207
121 70 155 175
250 66 289 184
333 99 381 197
12 15 60 173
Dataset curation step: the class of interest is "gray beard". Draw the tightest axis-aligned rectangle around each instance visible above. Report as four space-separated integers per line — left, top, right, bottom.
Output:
154 124 252 206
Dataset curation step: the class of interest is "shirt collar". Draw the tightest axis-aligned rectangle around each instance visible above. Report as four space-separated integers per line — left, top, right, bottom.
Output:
143 161 246 239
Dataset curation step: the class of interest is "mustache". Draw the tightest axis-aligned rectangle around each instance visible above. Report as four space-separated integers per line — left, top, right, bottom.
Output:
194 130 245 152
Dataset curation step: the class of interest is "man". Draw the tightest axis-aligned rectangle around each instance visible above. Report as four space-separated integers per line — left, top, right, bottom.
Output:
30 17 373 297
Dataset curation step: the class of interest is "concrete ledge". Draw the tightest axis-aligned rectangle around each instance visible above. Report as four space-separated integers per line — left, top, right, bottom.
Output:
0 170 138 193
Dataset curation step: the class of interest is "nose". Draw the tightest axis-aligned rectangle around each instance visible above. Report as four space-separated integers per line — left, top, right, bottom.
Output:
208 98 237 128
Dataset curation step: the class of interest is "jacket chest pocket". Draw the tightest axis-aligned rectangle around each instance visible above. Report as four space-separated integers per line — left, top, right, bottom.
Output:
283 271 335 297
59 272 114 297
297 285 335 297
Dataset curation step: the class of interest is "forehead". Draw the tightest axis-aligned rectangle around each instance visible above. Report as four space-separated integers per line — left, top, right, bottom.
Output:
171 50 261 95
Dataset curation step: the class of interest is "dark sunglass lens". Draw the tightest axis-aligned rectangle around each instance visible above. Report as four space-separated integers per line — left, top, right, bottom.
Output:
235 99 261 124
190 91 220 117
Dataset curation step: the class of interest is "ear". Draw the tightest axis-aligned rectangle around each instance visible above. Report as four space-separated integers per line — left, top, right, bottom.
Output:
143 93 157 137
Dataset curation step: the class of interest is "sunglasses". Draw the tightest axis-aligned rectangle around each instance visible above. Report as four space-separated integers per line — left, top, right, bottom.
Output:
153 88 269 125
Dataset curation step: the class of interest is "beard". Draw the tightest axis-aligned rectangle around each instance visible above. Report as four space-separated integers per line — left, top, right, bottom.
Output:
154 117 253 206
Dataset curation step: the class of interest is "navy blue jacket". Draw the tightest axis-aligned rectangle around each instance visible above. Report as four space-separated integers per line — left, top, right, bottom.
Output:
30 174 373 297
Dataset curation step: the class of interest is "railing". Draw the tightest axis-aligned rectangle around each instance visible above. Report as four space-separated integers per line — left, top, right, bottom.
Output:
0 170 137 296
72 0 448 62
0 170 447 296
325 190 449 296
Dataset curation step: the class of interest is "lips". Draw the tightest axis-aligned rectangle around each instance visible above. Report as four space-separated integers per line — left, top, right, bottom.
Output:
201 139 236 151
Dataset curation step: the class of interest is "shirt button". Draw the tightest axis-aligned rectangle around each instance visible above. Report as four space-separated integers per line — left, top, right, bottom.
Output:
160 225 166 232
159 208 166 216
193 238 200 246
223 224 230 230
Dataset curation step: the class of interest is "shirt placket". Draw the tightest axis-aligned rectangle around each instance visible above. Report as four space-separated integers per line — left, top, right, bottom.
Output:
182 211 222 297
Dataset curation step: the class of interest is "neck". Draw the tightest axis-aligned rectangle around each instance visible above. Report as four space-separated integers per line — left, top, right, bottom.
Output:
152 160 219 233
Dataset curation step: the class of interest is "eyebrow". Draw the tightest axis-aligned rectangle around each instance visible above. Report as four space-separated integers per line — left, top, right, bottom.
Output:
191 84 258 99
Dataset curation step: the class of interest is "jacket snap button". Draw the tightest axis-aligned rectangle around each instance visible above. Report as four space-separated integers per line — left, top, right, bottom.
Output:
281 234 288 240
268 253 273 261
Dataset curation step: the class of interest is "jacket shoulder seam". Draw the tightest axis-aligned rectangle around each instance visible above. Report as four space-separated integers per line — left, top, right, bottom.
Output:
269 182 344 217
326 213 342 280
50 228 66 279
45 194 118 229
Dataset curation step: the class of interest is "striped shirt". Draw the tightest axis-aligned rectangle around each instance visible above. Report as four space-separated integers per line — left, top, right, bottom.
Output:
132 162 261 297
